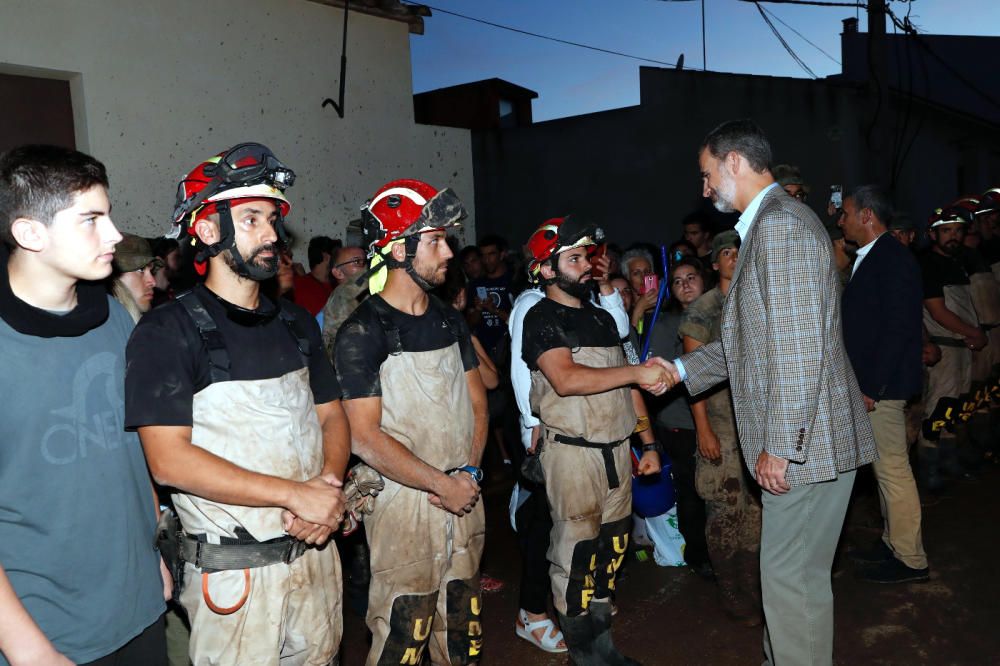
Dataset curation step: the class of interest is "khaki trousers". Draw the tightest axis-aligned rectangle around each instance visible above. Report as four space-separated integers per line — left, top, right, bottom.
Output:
869 400 928 569
760 470 855 666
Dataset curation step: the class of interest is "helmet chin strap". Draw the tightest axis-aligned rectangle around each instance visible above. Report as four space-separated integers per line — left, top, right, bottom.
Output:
382 235 436 292
195 200 282 281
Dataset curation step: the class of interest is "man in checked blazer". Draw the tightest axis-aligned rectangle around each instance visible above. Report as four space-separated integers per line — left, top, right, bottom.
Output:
648 120 877 665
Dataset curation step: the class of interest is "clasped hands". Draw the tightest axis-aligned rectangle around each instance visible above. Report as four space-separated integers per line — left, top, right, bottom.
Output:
281 473 347 547
637 356 682 395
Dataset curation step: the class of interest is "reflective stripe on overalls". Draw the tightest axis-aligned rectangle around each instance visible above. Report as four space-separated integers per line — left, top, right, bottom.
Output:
173 291 342 666
922 283 976 442
531 344 637 617
364 296 485 666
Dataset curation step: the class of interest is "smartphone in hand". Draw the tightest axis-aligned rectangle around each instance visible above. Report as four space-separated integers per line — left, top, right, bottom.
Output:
590 244 608 279
829 185 843 211
475 286 488 301
643 274 659 295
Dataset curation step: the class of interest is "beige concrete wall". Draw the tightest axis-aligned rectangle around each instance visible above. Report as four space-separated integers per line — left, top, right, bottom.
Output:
0 0 475 247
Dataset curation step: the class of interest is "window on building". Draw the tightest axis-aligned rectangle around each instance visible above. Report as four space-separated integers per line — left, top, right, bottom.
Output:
498 98 516 129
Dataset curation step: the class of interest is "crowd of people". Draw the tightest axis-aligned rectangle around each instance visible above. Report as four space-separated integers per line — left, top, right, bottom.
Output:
1 119 998 666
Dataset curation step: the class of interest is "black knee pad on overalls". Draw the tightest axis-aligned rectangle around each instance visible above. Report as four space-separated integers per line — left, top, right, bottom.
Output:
923 397 961 440
445 576 483 664
377 592 438 666
594 516 631 600
565 534 601 617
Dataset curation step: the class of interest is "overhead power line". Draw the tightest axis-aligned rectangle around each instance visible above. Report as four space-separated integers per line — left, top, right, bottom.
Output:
405 2 685 68
754 2 818 78
740 0 866 7
759 5 841 65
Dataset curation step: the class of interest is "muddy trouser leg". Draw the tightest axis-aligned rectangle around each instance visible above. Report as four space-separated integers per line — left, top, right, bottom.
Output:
962 347 993 468
590 443 637 665
918 346 969 490
541 438 627 662
365 482 485 666
427 503 485 666
179 546 342 666
696 432 761 616
365 484 442 666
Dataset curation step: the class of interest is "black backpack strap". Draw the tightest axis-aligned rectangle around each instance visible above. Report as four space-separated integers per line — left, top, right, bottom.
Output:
369 297 403 356
276 303 312 363
177 291 231 384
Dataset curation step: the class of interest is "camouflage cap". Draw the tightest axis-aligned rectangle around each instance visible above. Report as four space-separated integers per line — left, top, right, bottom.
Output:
114 233 157 273
710 230 740 263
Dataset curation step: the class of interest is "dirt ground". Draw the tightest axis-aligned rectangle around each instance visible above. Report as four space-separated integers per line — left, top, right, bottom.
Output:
338 464 1000 665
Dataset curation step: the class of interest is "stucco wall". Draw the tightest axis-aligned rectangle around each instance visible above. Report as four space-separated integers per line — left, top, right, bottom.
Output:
0 0 475 247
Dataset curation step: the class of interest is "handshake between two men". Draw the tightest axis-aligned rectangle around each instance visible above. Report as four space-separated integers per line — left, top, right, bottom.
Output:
636 356 682 396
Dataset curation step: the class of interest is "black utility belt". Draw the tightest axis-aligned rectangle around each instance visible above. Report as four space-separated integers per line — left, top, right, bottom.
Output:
929 336 972 348
180 534 307 572
553 433 627 489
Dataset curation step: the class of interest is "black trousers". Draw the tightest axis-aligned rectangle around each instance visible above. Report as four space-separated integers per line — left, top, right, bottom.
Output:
657 425 710 568
81 614 167 666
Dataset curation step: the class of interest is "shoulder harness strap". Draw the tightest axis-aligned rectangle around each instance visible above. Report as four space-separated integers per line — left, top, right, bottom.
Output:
276 303 312 363
369 297 404 356
177 291 231 384
427 294 461 342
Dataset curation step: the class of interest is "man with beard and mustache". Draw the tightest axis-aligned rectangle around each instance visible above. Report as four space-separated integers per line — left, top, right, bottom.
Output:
334 179 488 666
648 120 877 666
124 143 350 666
916 208 987 492
520 216 668 666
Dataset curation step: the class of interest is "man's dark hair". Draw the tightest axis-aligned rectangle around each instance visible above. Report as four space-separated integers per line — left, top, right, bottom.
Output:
847 185 892 227
682 215 709 233
150 236 179 259
477 234 507 253
459 244 481 261
0 144 109 245
700 119 772 173
307 235 339 269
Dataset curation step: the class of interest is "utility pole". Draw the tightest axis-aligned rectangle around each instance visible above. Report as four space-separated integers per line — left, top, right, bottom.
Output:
865 0 892 185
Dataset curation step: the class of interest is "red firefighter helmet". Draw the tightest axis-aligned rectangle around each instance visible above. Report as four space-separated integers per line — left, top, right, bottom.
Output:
525 215 604 282
978 188 1000 216
170 142 293 238
361 179 465 257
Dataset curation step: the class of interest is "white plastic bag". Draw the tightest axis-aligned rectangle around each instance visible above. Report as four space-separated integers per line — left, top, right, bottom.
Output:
644 507 687 567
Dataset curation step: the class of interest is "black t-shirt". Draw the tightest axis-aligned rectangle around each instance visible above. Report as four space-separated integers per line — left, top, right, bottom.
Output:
125 284 341 428
334 295 478 400
919 250 970 300
521 298 622 371
467 272 513 357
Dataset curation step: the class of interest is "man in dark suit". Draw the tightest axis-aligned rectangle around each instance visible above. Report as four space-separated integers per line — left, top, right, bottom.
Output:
647 120 877 665
839 185 929 584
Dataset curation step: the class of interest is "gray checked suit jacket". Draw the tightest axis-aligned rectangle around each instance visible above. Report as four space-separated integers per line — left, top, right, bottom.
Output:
679 186 878 486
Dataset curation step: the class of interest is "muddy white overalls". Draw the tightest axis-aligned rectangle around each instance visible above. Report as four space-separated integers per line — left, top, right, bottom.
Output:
363 297 485 666
173 293 342 666
531 343 636 618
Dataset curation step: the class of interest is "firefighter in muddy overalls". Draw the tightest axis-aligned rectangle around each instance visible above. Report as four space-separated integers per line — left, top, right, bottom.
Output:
519 217 668 666
917 206 988 490
126 143 350 665
334 179 488 666
949 198 1000 465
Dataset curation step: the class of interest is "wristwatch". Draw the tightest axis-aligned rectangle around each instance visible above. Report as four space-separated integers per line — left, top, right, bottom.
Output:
641 441 664 456
454 465 484 483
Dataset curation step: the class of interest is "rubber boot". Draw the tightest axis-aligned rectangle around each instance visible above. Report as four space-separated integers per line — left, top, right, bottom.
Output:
556 611 603 666
589 600 642 666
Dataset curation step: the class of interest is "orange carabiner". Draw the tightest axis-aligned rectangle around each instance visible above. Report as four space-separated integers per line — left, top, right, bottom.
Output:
202 568 251 615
